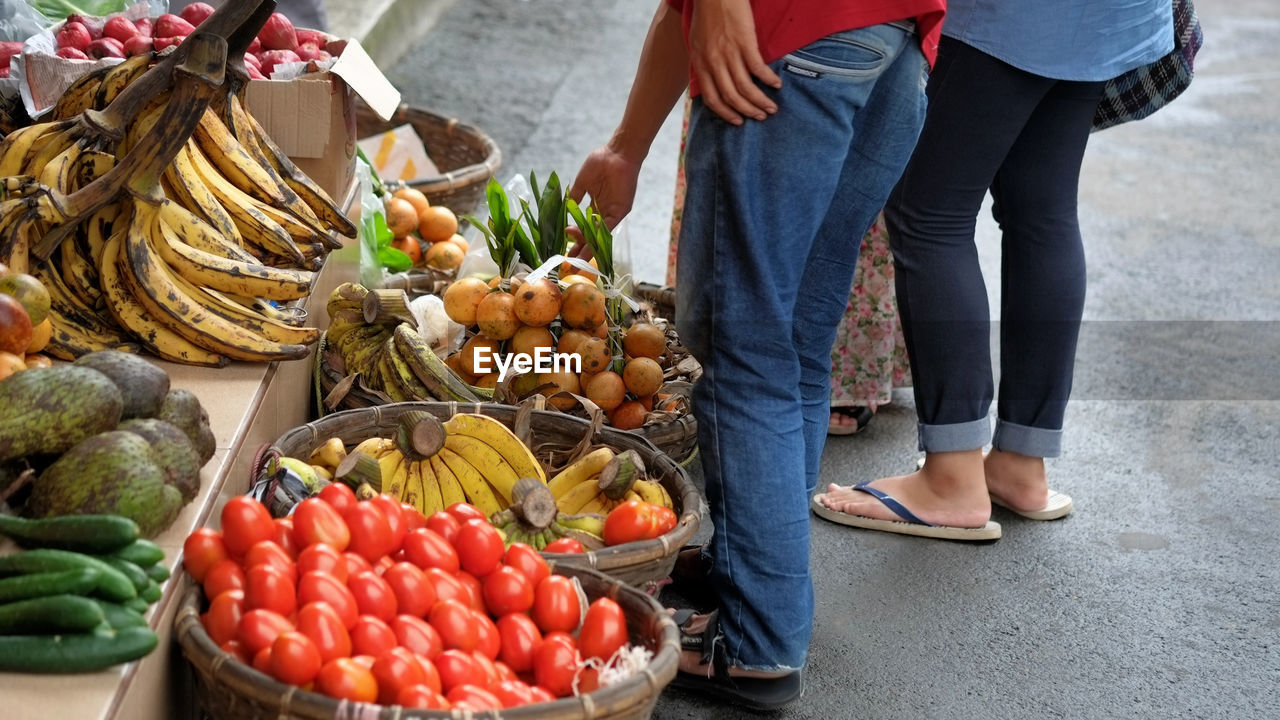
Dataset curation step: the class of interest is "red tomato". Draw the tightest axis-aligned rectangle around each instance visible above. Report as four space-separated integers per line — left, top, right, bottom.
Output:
504 543 550 586
244 563 297 617
392 614 443 660
219 639 250 664
237 608 294 655
455 570 485 612
350 615 397 657
402 504 428 532
468 650 502 688
425 511 461 543
396 684 449 710
202 589 244 646
495 612 542 674
297 543 347 584
422 567 469 606
183 528 228 582
375 555 395 575
371 646 428 704
578 597 628 662
315 657 377 702
221 496 275 559
543 537 585 554
482 566 534 616
243 540 297 582
472 609 501 660
455 520 504 577
293 497 351 551
602 500 657 546
532 636 581 697
344 501 394 563
270 631 322 686
434 649 484 693
402 528 459 573
492 679 535 708
350 654 376 670
429 599 478 651
493 660 518 684
414 653 443 694
348 570 398 621
203 559 245 600
298 571 360 629
447 684 502 711
272 518 299 558
252 646 272 674
295 601 352 663
369 494 408 551
445 502 487 524
528 685 557 703
531 575 582 634
652 505 678 536
383 562 435 617
342 551 373 578
577 665 602 694
318 482 357 515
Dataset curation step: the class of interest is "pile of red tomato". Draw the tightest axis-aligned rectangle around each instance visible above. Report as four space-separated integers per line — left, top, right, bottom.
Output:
183 485 633 711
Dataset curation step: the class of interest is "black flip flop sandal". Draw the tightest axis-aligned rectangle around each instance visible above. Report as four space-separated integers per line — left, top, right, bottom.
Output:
668 609 804 711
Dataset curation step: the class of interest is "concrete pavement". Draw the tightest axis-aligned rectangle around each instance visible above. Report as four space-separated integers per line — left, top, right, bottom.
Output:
340 1 1280 717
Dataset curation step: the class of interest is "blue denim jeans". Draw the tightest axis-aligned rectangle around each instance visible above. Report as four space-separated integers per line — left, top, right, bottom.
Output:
675 23 927 671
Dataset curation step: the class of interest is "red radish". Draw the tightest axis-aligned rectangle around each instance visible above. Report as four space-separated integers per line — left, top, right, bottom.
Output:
67 14 104 40
153 36 186 52
56 22 93 52
258 48 301 77
87 37 126 59
123 35 153 57
135 17 152 37
103 16 139 44
243 52 261 69
0 41 23 66
247 36 262 55
295 29 328 48
247 65 267 80
55 47 91 60
179 2 216 27
257 13 298 51
294 43 330 63
154 14 196 38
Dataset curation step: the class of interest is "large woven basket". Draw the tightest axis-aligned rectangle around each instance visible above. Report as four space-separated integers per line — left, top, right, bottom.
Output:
314 338 700 465
176 564 679 720
260 401 703 587
356 102 501 214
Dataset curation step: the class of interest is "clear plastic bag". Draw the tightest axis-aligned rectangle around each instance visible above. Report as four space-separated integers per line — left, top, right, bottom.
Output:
0 1 50 41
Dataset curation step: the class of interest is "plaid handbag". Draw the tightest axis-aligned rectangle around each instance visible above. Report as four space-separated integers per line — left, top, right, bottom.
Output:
1092 0 1204 131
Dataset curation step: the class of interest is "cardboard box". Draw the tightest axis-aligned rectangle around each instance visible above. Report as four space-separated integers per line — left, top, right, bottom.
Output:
244 39 400 202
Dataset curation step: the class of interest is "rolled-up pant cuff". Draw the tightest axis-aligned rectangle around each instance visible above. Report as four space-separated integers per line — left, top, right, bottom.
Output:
992 419 1062 458
917 417 990 453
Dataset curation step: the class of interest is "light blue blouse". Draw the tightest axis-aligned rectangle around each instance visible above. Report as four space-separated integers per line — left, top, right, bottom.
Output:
942 0 1175 82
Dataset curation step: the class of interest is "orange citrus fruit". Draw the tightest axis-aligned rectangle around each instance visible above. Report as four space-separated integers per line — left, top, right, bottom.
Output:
393 187 431 217
424 241 465 271
384 197 419 238
419 206 459 243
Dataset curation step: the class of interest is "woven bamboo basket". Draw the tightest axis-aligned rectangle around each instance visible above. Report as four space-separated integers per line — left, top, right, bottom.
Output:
258 402 703 586
176 564 679 720
356 102 501 214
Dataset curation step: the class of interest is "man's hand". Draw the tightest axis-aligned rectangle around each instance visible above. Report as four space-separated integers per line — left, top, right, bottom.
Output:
569 144 643 230
689 0 782 125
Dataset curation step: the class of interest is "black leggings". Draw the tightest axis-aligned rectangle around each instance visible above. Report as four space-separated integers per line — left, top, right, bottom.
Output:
885 36 1104 457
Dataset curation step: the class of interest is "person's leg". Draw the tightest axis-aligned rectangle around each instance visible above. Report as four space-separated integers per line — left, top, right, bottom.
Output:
984 78 1104 511
676 22 923 674
817 39 1056 527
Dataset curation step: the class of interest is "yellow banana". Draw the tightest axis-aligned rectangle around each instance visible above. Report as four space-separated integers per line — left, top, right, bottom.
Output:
430 454 468 509
557 478 605 515
377 448 406 497
184 140 304 263
193 107 289 205
121 201 310 363
100 215 230 368
153 219 314 300
0 121 71 176
351 437 395 459
93 53 150 108
385 337 435 401
38 139 85 194
164 149 245 248
403 460 424 509
83 201 121 267
376 346 412 402
444 414 546 484
30 255 120 340
59 230 102 307
156 197 255 263
417 459 444 516
574 487 611 516
50 67 109 120
437 447 503 517
631 479 670 508
326 282 369 317
547 447 616 499
74 150 117 190
23 127 77 178
443 434 521 505
164 258 320 346
43 312 141 359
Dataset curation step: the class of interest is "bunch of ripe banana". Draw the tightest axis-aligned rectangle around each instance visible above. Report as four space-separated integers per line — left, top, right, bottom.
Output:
324 282 491 404
0 0 354 365
549 446 673 515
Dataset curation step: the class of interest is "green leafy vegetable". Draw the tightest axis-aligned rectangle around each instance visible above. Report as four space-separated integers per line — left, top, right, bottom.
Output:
27 0 136 23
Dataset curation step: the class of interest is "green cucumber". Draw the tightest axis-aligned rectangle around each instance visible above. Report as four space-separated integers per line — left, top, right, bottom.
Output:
107 539 165 568
145 563 171 583
0 568 101 604
123 597 149 613
140 580 162 604
103 558 149 592
0 549 137 602
0 626 159 673
0 514 139 554
93 601 148 629
0 594 107 634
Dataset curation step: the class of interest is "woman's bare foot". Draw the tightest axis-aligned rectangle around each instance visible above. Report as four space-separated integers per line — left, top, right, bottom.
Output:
817 450 991 528
676 613 791 679
984 449 1049 512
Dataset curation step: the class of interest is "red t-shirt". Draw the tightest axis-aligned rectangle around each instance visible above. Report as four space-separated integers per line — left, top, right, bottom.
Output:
666 0 946 96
